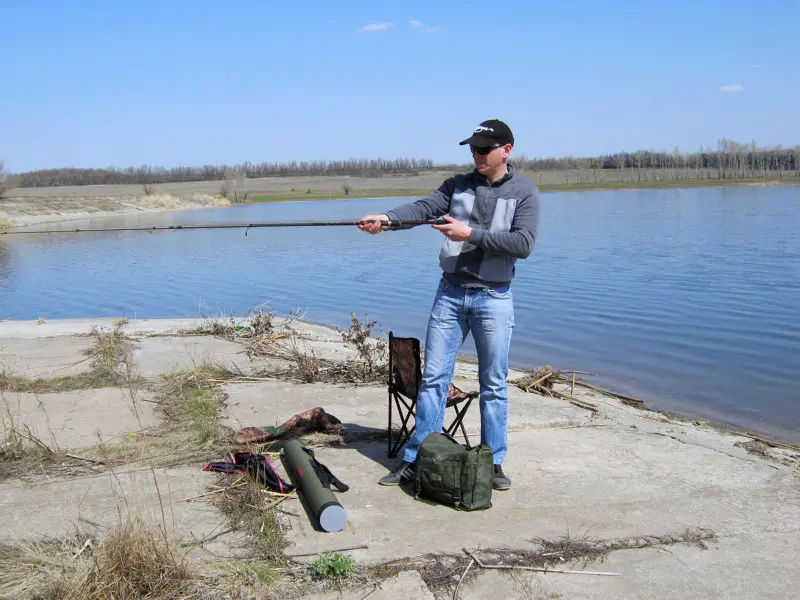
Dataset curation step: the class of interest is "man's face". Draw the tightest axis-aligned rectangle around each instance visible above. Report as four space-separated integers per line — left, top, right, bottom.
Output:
470 143 512 174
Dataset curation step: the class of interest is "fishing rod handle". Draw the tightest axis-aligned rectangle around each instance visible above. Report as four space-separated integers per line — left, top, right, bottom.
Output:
373 218 447 227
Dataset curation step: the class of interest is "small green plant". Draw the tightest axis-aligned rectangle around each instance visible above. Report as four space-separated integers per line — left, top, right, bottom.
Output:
307 551 356 581
185 390 218 444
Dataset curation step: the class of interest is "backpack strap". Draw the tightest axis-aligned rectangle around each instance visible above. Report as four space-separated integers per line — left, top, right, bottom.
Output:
203 452 294 494
302 447 349 492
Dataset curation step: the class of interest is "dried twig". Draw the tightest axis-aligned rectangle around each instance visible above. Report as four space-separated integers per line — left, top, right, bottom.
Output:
263 491 296 510
574 380 646 408
178 482 247 502
74 538 93 557
462 548 617 577
181 527 235 547
65 453 105 465
453 557 475 599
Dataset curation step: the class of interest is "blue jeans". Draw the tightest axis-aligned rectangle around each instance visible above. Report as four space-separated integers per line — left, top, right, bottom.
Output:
403 277 515 465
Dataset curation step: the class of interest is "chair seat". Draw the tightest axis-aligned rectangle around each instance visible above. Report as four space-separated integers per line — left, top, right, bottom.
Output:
446 383 478 407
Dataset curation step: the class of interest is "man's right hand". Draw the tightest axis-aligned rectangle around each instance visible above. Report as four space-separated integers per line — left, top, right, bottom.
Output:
357 214 390 235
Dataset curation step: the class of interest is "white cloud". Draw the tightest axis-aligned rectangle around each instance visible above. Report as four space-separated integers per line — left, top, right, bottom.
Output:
409 19 439 33
720 84 744 93
357 22 393 33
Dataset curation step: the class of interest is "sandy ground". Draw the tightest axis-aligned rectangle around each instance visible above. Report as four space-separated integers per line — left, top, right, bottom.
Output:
0 191 231 227
1 317 798 599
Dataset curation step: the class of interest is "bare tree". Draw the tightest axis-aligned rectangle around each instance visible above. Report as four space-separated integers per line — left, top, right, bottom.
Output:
222 166 248 203
795 146 800 178
0 159 8 197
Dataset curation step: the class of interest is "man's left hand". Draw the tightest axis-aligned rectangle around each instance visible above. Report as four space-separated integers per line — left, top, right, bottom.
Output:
432 215 472 242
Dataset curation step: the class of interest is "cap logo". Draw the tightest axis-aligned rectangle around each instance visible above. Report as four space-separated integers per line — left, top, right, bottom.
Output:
474 125 494 133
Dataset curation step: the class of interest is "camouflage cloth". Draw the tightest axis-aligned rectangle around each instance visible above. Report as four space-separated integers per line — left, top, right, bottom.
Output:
236 407 343 444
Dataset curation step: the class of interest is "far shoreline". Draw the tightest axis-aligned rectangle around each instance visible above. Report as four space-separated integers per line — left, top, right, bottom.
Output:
1 174 798 229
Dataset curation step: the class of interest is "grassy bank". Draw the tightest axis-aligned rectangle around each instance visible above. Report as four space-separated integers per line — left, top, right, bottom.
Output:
247 188 435 203
535 177 799 193
245 177 798 204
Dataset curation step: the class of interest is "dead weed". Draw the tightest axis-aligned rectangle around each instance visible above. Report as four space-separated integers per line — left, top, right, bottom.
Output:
0 516 193 600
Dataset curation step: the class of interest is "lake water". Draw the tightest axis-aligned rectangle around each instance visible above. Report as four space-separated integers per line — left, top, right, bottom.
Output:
1 185 799 442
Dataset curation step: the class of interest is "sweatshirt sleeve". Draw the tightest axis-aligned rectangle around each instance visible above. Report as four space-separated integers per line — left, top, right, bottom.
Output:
385 178 455 227
468 187 540 259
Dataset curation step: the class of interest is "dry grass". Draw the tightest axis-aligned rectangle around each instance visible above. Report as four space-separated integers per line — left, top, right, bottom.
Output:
185 307 389 386
0 417 65 481
512 366 558 393
91 363 237 469
0 322 142 395
247 314 388 386
211 474 290 561
0 516 193 600
365 527 716 596
0 323 147 480
734 439 772 458
86 323 138 386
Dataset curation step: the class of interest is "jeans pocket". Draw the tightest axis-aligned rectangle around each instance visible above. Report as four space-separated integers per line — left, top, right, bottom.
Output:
438 278 450 292
486 287 512 299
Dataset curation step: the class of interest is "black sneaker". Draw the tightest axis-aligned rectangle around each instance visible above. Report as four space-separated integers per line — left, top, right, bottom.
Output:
379 461 415 486
493 464 511 491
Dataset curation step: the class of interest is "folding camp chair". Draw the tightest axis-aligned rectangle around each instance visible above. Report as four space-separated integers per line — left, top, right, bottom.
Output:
387 331 479 458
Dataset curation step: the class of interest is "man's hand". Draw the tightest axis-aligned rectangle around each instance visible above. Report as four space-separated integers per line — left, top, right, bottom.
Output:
357 214 390 235
432 215 472 242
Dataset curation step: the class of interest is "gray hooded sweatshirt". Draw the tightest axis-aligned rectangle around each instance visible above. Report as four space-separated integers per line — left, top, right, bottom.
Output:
385 164 540 287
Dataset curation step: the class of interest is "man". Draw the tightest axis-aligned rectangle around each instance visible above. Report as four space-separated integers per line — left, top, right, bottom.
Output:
358 119 540 490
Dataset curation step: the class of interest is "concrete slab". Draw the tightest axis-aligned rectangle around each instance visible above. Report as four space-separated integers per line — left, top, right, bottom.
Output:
459 530 800 599
0 317 209 339
306 570 434 600
0 465 247 561
0 318 358 378
276 426 800 565
2 318 798 599
0 336 97 379
2 387 160 448
222 380 593 440
131 335 288 377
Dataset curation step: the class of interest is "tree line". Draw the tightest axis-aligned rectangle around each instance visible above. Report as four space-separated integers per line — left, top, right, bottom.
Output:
8 158 436 188
5 139 799 189
509 139 800 181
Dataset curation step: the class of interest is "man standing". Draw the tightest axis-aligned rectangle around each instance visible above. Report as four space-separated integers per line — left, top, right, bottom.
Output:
358 119 540 490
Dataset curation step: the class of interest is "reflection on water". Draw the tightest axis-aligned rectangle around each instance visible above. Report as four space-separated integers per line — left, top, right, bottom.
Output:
0 241 12 286
1 186 799 442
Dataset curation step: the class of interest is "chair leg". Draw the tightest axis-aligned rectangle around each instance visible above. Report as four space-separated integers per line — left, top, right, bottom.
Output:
445 398 474 448
388 394 416 458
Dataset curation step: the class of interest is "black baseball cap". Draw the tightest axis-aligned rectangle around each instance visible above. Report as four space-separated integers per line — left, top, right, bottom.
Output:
459 119 514 147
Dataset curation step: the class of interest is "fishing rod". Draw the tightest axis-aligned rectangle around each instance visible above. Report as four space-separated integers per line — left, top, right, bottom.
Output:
0 218 448 236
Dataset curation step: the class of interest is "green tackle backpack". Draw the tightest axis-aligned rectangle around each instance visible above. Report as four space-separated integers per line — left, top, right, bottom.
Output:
414 432 493 511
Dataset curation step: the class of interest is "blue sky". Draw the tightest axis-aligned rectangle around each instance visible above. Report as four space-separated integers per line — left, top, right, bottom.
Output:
2 0 798 172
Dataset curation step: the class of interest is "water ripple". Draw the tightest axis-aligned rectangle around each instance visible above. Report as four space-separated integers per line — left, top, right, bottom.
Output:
1 186 799 441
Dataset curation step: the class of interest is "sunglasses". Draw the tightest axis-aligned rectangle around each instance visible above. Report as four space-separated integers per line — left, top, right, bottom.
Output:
470 144 502 155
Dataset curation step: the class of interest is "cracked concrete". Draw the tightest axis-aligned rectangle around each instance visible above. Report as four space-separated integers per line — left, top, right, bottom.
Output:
1 318 799 600
1 387 160 449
